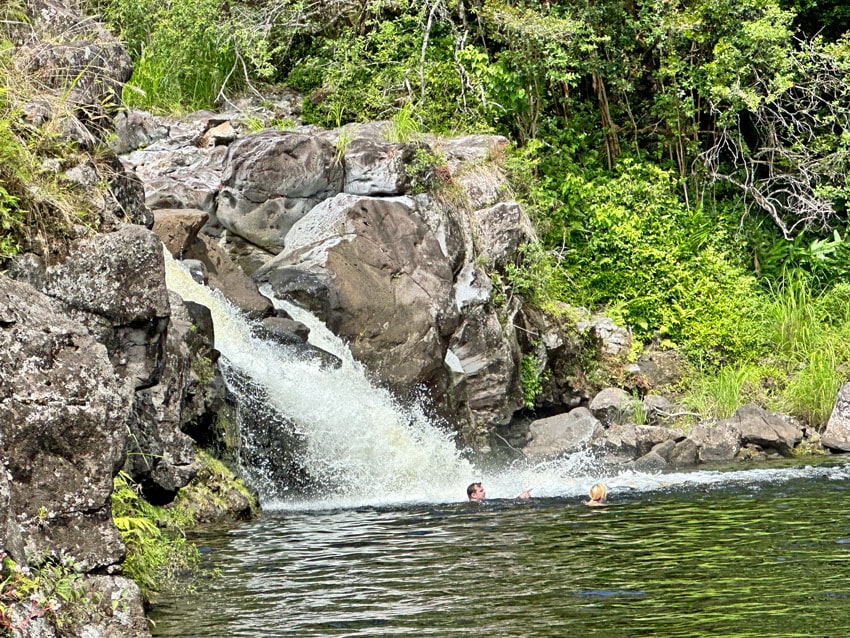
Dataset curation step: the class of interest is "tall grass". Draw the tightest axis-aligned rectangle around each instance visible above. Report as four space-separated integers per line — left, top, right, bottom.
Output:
785 348 844 427
684 364 761 419
765 274 822 359
0 44 99 260
89 0 274 113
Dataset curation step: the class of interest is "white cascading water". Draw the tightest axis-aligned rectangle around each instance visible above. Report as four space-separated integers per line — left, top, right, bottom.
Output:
165 252 850 511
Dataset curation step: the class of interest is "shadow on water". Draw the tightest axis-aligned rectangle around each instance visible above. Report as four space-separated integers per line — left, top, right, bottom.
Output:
151 458 850 638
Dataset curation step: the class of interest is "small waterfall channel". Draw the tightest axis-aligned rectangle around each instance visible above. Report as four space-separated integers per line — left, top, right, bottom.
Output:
164 254 850 511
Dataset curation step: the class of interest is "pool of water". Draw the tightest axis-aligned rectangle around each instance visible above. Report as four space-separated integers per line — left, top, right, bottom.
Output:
150 458 850 637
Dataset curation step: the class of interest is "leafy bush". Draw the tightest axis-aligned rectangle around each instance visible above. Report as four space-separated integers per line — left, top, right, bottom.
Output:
549 158 765 364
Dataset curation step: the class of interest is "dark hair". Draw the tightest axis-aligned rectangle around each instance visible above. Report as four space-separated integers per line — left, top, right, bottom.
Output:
467 482 482 499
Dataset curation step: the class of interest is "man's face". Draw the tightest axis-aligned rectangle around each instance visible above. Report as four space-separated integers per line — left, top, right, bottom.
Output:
469 484 486 501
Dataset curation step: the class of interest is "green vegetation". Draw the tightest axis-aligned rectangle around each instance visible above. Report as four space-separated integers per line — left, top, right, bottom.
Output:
0 45 99 260
43 0 850 425
0 553 89 636
111 472 201 603
111 450 257 604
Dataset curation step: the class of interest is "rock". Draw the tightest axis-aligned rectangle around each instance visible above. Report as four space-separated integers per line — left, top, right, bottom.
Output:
123 292 204 503
219 233 276 276
453 162 510 211
343 138 419 195
112 109 170 155
433 134 509 172
255 193 459 396
118 113 230 214
255 316 310 345
77 575 150 638
523 407 604 461
593 423 638 463
635 424 685 457
668 438 699 466
183 234 274 320
472 201 535 269
822 382 850 452
453 263 493 312
690 421 741 463
730 403 802 457
628 345 685 389
589 387 634 427
631 450 668 472
153 208 209 258
516 304 588 410
0 276 130 570
216 130 343 252
182 259 208 284
16 0 132 141
448 305 523 437
9 225 171 390
578 313 633 358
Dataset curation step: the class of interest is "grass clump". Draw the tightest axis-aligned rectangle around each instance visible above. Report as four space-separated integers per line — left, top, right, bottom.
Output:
0 44 105 261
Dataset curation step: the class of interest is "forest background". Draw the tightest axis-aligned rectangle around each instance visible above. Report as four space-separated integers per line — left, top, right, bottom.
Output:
10 0 850 431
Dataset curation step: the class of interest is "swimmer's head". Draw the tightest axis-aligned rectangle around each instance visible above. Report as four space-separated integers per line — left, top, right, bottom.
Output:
589 483 607 502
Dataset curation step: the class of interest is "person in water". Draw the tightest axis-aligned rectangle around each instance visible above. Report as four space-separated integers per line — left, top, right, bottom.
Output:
467 482 532 501
585 482 608 506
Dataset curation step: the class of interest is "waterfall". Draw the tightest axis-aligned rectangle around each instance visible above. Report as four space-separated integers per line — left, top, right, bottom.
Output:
165 254 481 509
164 253 850 511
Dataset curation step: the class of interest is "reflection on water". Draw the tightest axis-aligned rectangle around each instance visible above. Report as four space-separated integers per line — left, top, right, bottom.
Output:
151 459 850 637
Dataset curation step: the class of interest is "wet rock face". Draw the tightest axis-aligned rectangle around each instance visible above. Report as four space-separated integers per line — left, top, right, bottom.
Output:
257 194 459 394
0 276 130 570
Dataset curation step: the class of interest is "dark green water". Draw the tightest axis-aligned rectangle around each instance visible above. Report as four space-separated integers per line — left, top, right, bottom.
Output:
150 461 850 637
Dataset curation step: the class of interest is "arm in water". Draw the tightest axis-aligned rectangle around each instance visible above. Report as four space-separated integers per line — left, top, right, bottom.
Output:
467 482 532 501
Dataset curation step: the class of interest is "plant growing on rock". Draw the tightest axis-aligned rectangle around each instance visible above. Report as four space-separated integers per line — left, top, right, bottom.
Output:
111 472 200 603
0 552 90 636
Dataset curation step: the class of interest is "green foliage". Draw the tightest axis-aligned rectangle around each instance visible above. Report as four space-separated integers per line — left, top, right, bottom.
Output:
89 0 274 112
0 553 89 635
406 147 451 194
684 364 762 419
784 348 843 426
111 472 199 603
520 351 546 410
551 159 765 364
387 102 423 143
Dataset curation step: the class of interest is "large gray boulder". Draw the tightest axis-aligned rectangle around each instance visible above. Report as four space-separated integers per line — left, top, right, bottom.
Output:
822 382 850 452
523 407 604 461
589 387 634 427
690 421 741 463
255 193 459 394
343 137 418 195
216 130 343 252
0 276 130 570
9 225 171 390
730 403 802 456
